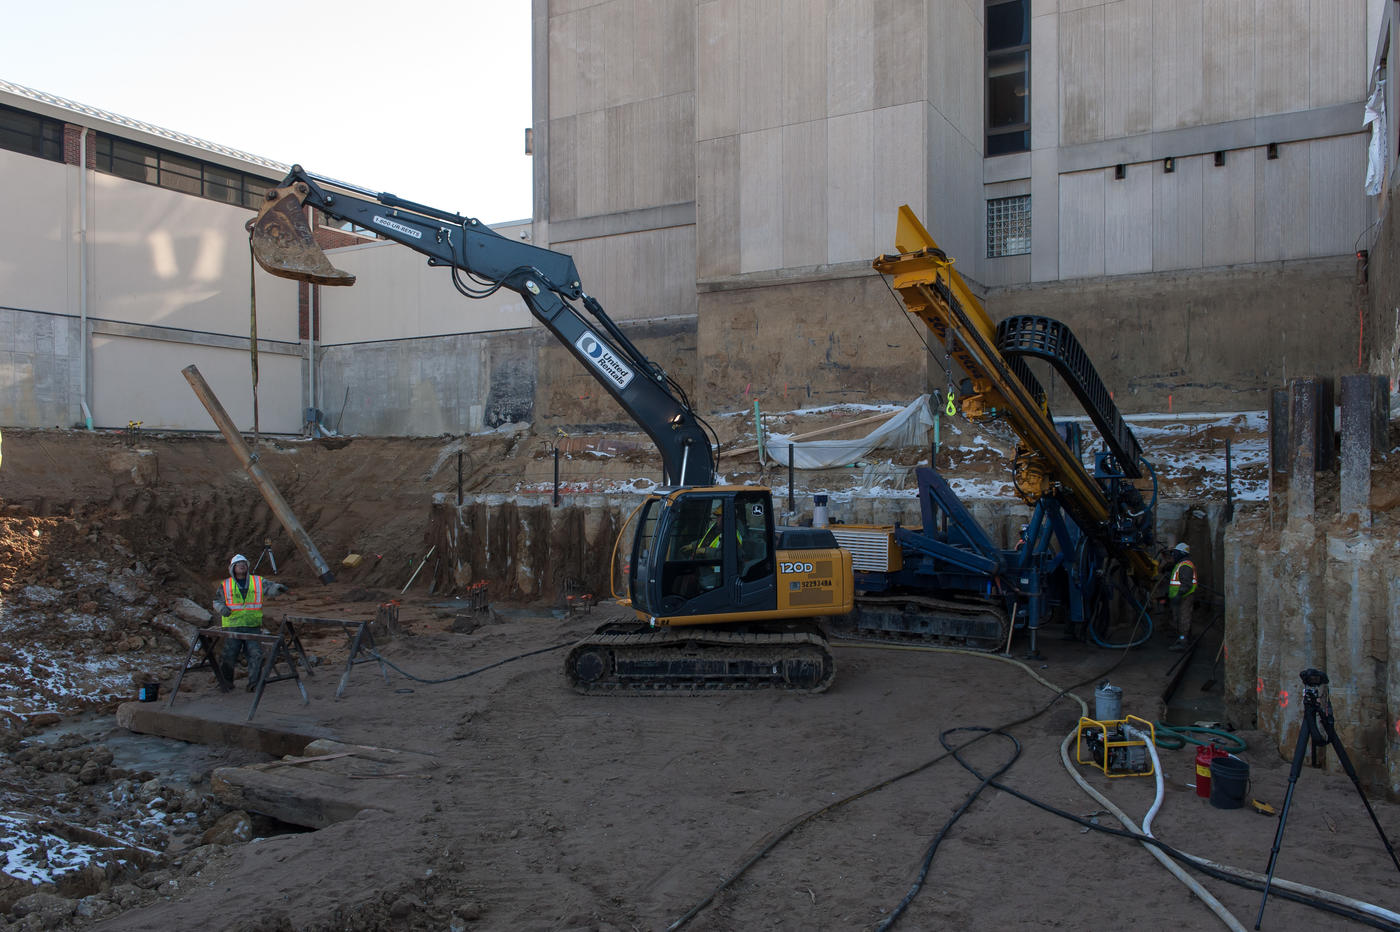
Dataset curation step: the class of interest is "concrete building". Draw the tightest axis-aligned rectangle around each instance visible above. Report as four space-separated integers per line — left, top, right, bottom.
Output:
1 3 1388 435
531 0 1381 421
0 79 526 436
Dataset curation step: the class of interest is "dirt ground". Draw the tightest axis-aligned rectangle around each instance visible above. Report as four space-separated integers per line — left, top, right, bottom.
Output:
0 424 1397 930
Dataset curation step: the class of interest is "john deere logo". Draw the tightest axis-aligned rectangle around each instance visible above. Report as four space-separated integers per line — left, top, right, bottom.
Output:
575 331 634 390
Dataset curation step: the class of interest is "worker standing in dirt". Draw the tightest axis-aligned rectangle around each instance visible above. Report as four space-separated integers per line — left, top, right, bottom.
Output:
212 553 287 690
1166 542 1196 651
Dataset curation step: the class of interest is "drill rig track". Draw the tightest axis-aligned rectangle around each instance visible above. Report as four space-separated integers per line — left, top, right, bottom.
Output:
836 595 1011 652
565 624 835 696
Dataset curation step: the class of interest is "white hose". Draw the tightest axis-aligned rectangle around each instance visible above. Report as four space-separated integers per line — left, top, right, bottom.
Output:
1060 729 1248 932
835 641 1400 927
1124 725 1165 837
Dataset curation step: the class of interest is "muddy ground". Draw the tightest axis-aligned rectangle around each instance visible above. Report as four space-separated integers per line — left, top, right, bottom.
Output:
0 421 1396 930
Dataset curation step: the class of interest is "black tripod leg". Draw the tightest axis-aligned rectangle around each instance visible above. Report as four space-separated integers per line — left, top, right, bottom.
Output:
1317 711 1400 876
1255 708 1316 929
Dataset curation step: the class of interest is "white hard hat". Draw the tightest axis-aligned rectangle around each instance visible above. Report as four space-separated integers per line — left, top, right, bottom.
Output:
1173 542 1190 555
229 553 251 574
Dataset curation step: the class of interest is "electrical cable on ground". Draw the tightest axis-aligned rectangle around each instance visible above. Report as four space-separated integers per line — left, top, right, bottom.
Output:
366 642 572 686
665 640 1114 931
875 728 1022 931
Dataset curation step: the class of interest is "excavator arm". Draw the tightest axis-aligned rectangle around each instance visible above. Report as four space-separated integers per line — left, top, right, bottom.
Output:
248 166 715 487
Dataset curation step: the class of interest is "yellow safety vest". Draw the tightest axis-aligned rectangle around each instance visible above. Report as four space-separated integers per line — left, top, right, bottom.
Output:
1168 559 1196 598
221 576 264 628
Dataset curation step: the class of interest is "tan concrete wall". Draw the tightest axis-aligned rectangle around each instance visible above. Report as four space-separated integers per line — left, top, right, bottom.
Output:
695 274 927 415
988 256 1358 413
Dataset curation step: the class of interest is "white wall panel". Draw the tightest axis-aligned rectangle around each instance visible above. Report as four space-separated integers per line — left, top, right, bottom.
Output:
0 151 70 315
827 110 876 264
1105 163 1152 274
1060 7 1105 145
696 0 741 141
1104 0 1153 139
1307 134 1369 256
783 120 829 268
1201 149 1257 267
828 0 876 116
91 335 301 434
1309 0 1365 108
90 174 298 341
1152 154 1205 271
740 128 785 272
1151 0 1203 132
1202 0 1255 125
1059 169 1106 278
1254 142 1310 260
1031 10 1060 149
1255 0 1309 117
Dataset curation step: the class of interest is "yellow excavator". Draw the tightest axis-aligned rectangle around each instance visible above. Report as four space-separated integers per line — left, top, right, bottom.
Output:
247 166 851 694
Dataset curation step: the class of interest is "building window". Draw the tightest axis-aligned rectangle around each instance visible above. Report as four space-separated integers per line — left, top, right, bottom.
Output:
0 104 64 162
93 133 275 209
987 195 1031 257
986 0 1030 156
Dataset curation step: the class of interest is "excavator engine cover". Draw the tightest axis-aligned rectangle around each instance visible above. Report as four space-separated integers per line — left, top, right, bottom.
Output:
246 183 357 287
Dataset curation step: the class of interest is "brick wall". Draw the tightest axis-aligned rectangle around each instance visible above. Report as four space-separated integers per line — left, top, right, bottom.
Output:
61 124 96 168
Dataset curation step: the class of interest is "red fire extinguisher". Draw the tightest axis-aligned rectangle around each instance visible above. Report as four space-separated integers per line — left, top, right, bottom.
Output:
1196 744 1228 798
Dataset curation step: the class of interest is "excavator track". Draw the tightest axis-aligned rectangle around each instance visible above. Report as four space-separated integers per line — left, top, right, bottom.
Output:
837 595 1010 652
565 624 835 696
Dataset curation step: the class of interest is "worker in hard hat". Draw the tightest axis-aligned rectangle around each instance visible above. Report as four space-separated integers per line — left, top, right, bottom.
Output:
1166 542 1196 652
212 553 289 690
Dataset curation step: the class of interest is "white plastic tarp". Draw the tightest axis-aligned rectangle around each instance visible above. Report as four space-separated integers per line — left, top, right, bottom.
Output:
764 395 935 469
1365 77 1387 196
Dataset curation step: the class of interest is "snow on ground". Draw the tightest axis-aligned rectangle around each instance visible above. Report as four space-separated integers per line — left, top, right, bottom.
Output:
506 409 1266 504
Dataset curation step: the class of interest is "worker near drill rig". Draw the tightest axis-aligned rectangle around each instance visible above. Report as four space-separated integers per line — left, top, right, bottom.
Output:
1166 542 1196 652
212 554 288 690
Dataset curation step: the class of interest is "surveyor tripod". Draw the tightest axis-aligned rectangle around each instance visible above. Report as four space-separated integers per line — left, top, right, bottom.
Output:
252 539 278 575
1255 668 1400 929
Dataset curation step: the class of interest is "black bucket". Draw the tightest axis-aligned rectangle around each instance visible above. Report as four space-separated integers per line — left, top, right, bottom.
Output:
1209 756 1249 809
137 682 160 702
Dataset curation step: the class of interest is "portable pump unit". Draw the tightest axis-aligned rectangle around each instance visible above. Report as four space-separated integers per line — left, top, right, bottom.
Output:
1076 715 1156 777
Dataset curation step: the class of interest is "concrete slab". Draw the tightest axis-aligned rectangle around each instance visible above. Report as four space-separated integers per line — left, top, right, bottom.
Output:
115 701 319 759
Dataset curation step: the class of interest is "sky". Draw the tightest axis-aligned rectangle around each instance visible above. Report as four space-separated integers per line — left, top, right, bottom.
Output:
1 1 534 225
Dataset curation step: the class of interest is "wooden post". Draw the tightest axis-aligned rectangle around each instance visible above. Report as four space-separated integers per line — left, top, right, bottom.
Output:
182 365 335 583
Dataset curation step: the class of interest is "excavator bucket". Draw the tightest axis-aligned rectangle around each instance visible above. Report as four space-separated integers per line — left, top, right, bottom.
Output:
245 182 356 286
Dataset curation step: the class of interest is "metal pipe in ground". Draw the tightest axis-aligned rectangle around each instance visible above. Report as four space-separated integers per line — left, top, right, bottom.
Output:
787 444 795 515
181 364 335 583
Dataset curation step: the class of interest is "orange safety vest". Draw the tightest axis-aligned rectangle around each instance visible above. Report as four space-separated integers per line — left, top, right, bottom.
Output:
1168 559 1196 598
221 576 264 628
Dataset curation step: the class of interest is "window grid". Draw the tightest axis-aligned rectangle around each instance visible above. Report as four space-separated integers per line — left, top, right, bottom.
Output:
987 195 1031 258
0 104 64 163
94 134 277 209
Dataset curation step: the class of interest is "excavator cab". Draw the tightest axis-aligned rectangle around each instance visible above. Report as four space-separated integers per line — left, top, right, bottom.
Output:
629 488 777 622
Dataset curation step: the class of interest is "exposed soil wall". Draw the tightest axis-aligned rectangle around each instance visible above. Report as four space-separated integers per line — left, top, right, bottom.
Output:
988 257 1361 414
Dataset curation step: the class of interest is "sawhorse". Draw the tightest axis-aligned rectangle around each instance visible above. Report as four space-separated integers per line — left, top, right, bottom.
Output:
169 625 309 721
280 615 391 698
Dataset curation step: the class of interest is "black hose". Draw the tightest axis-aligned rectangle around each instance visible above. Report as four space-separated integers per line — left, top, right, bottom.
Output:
875 728 1021 931
664 638 1140 931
